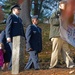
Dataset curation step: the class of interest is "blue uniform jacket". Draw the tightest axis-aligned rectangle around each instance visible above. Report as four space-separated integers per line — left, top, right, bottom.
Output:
25 25 42 53
0 30 6 44
5 14 25 41
0 30 11 52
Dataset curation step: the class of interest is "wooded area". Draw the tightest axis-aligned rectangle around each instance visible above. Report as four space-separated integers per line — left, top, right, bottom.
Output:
0 0 61 24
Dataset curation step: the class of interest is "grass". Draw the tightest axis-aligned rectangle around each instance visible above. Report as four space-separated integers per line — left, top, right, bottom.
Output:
0 24 6 32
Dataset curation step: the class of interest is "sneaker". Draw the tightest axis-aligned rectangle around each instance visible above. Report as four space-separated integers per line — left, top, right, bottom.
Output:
67 65 75 68
49 66 53 69
49 65 64 69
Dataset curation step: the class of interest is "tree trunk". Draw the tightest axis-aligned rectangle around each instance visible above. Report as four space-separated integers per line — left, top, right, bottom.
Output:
19 0 31 28
33 0 43 18
0 6 4 22
34 0 38 15
38 0 43 18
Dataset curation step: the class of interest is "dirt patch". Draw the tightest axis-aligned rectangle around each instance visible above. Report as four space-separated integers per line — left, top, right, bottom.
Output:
1 68 75 75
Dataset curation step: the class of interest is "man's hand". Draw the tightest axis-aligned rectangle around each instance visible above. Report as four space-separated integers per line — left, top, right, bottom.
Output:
29 48 33 51
7 37 11 42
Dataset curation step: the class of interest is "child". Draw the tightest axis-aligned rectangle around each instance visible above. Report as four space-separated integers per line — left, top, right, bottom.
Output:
0 30 11 71
0 43 5 70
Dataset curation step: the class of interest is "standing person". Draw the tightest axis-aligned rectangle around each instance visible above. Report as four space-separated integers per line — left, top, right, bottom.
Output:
5 4 25 70
25 15 42 70
0 30 11 71
49 1 75 69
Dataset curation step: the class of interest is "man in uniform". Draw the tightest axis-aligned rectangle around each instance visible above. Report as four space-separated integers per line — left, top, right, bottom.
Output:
5 4 25 70
25 15 42 70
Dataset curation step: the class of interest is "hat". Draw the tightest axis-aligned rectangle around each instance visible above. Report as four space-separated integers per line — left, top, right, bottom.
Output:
31 15 38 19
11 4 21 11
59 1 67 5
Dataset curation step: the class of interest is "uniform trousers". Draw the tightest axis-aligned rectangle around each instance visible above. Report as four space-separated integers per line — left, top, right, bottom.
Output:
25 51 40 70
50 37 75 68
8 42 12 70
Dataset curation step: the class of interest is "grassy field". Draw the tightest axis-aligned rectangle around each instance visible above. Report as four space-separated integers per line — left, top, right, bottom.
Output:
0 23 75 69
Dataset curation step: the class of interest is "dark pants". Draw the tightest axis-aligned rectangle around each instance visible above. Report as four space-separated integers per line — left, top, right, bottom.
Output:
8 42 12 70
3 42 12 63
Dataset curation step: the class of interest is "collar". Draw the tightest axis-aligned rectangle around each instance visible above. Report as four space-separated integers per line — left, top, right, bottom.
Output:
13 13 19 18
33 24 37 28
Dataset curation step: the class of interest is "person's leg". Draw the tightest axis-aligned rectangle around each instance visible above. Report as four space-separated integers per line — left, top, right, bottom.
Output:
1 63 5 70
5 63 9 70
50 37 62 68
8 58 12 70
7 42 12 70
61 40 75 68
25 56 33 70
29 51 40 69
2 63 9 71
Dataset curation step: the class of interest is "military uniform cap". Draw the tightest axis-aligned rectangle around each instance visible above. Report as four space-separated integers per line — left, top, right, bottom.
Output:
31 15 38 19
11 4 21 11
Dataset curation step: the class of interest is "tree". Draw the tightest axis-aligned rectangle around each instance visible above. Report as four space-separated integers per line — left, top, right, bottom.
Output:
34 0 38 15
2 0 18 18
1 0 62 23
1 0 31 27
19 0 31 27
18 0 24 4
31 0 44 18
0 6 4 22
42 0 61 18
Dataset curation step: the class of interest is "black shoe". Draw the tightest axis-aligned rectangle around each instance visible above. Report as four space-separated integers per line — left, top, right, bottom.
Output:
8 67 12 71
35 68 40 70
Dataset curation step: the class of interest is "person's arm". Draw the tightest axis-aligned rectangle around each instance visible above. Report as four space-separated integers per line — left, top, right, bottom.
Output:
25 25 33 51
5 15 13 42
50 12 60 26
40 28 42 51
0 31 5 43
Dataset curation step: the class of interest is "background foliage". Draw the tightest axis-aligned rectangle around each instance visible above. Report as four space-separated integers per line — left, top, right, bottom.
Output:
0 0 75 69
0 0 62 20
